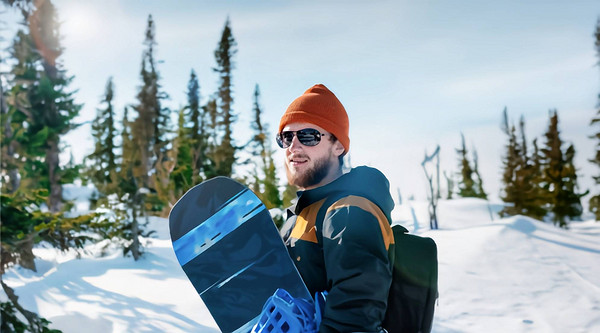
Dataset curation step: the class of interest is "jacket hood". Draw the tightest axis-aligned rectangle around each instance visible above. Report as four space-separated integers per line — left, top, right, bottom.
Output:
295 166 395 221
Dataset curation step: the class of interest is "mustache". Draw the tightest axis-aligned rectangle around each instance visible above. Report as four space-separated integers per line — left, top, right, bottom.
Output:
288 153 309 160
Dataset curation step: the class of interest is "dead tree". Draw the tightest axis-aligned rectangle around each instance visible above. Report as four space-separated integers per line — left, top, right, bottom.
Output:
422 145 440 230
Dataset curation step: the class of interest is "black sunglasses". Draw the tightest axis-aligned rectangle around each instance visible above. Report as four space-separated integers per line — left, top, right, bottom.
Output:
276 128 328 148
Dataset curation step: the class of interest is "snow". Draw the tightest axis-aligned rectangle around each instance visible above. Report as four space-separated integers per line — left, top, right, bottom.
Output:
2 192 599 332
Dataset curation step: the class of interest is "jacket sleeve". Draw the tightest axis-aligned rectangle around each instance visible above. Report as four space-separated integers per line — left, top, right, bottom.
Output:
319 198 393 333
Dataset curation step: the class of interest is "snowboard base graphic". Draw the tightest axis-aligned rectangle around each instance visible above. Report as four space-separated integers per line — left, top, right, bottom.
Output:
169 177 311 332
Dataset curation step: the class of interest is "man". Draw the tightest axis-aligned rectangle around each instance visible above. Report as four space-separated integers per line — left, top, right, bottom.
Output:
277 84 395 332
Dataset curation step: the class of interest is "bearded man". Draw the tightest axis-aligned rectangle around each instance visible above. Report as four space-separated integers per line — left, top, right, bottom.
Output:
277 84 395 333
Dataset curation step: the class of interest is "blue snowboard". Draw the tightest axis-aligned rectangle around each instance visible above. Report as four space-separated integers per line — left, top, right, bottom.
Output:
169 177 312 332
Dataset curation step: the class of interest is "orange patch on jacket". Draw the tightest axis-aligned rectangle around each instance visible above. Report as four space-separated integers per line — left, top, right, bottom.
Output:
327 195 395 250
289 199 326 243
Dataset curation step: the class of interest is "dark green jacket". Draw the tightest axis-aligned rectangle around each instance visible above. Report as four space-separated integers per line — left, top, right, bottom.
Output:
280 166 395 333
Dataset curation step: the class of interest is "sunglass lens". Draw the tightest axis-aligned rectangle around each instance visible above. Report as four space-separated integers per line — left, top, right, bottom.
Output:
297 129 320 146
276 128 322 148
282 132 295 147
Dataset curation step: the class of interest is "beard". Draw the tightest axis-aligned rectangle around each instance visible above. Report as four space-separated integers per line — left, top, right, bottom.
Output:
285 153 333 189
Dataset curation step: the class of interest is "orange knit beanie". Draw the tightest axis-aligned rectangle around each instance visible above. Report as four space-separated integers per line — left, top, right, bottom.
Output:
278 84 350 153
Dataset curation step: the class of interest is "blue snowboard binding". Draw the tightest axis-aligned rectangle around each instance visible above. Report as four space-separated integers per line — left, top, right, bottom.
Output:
252 289 327 333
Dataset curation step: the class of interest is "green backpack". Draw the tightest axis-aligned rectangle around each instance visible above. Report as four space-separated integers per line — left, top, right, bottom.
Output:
383 225 439 333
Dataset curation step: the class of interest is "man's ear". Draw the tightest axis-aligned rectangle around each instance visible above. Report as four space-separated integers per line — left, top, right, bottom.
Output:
332 140 345 157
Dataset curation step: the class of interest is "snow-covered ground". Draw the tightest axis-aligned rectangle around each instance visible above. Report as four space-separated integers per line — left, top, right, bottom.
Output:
2 194 599 332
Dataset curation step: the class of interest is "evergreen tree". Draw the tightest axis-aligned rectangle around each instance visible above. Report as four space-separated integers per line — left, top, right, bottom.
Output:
518 117 549 220
117 107 146 260
1 3 107 330
118 107 138 199
500 110 548 219
212 17 237 177
1 40 25 194
86 77 118 196
0 0 107 269
0 26 29 195
131 14 170 190
130 15 173 214
6 1 81 212
250 84 268 170
248 84 282 210
118 14 174 256
540 110 585 227
456 133 478 197
500 108 525 217
524 138 549 220
562 144 586 217
186 69 207 185
589 18 600 220
203 96 219 179
171 107 194 200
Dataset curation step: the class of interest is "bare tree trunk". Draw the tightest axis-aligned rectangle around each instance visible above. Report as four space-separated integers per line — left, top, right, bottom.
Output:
436 153 441 200
422 146 440 230
46 139 63 212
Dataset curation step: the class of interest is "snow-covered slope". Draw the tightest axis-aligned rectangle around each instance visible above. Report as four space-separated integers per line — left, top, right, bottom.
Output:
2 198 599 332
2 216 219 332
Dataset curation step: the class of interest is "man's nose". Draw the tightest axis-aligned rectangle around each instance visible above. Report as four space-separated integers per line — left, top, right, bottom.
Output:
288 134 303 151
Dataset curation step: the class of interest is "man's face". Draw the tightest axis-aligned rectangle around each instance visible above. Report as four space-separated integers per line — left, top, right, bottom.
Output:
282 122 344 190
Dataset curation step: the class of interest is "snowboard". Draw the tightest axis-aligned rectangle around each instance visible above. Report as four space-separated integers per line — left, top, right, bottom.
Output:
169 177 312 333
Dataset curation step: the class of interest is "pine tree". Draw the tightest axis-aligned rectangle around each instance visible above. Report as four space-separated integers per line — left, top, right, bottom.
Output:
118 107 138 198
589 18 600 220
540 110 585 227
456 133 478 198
1 3 101 331
500 110 550 219
7 1 82 212
248 84 282 210
130 15 173 215
212 17 238 177
1 37 25 194
204 96 219 179
518 117 549 220
250 84 268 171
120 15 173 256
186 69 207 185
524 138 549 220
0 26 28 195
131 14 170 190
86 77 118 196
562 144 586 218
171 107 194 200
500 108 525 217
0 0 107 270
117 107 146 260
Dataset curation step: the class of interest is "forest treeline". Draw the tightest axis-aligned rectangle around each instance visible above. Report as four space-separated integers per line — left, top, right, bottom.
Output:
0 1 599 332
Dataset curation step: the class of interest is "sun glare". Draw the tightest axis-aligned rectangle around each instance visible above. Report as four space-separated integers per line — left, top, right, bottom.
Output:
60 4 100 42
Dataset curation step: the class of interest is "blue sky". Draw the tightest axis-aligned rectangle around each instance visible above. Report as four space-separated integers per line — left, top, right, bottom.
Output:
2 0 599 203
